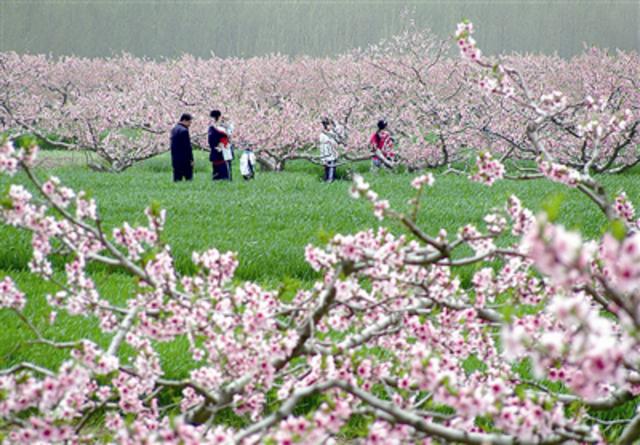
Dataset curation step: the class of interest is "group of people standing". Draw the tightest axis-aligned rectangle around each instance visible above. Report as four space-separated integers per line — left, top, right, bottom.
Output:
170 111 394 183
170 110 256 182
318 117 395 183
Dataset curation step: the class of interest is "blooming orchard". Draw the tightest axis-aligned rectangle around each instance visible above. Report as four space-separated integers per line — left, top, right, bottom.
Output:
1 20 637 172
1 20 640 445
455 21 640 174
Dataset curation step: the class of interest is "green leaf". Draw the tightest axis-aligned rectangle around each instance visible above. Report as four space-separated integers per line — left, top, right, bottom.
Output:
501 304 514 323
566 400 582 416
541 192 565 223
543 398 555 411
609 219 627 241
317 228 335 245
0 196 13 210
149 200 162 217
14 134 37 149
276 276 303 303
441 376 459 396
141 250 157 267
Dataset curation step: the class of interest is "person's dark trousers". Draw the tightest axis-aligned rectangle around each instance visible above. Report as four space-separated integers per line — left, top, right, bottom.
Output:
323 162 336 182
212 161 230 181
173 163 193 182
227 161 233 181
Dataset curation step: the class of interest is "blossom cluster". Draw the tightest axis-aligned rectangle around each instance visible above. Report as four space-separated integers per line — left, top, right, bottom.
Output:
0 276 26 310
469 151 505 185
535 90 568 116
349 174 390 220
455 21 481 61
538 159 583 186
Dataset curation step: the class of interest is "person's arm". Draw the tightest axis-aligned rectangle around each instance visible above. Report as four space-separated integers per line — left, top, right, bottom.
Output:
208 126 215 150
369 133 378 152
214 126 229 152
378 134 396 167
169 129 176 153
169 129 178 166
329 137 338 160
186 130 194 164
383 133 395 157
214 124 228 137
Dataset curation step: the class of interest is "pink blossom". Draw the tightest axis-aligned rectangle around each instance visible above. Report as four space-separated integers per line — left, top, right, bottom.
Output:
470 152 505 186
411 173 435 189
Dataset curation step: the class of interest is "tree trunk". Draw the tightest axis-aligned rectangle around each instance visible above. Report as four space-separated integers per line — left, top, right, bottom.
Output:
256 154 286 172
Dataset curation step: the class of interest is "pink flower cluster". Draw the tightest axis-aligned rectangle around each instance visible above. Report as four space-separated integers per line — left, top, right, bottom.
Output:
535 90 568 116
503 293 629 401
506 195 535 236
0 140 20 175
524 216 596 287
2 362 95 443
613 191 636 223
538 159 583 187
262 398 352 444
113 207 165 261
71 340 120 375
458 21 639 174
469 151 505 186
0 140 38 176
411 173 435 190
600 232 640 294
455 21 481 62
458 224 496 255
0 276 26 310
350 174 390 220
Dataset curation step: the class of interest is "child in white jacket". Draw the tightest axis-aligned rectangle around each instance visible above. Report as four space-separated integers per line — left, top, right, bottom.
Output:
240 148 257 180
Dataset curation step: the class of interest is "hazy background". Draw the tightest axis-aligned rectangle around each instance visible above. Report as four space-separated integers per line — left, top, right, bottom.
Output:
1 0 638 59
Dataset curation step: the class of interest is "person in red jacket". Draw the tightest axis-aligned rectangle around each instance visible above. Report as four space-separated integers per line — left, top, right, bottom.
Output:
369 119 395 169
208 109 230 181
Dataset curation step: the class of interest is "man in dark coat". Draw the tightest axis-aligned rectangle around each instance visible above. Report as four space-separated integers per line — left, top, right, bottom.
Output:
170 113 194 182
208 109 230 181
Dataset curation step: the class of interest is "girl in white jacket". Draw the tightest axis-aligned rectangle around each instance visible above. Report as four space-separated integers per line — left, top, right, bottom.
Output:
240 148 257 180
319 118 338 182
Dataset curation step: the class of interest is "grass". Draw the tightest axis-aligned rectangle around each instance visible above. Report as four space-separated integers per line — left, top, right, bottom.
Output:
0 149 639 434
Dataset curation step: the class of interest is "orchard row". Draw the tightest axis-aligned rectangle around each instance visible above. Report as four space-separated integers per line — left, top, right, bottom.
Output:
1 22 638 173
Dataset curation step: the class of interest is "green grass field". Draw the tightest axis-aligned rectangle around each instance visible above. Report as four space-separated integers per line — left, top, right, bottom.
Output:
1 149 639 381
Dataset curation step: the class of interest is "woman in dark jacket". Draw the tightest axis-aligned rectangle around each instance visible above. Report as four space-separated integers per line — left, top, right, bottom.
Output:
208 109 230 181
